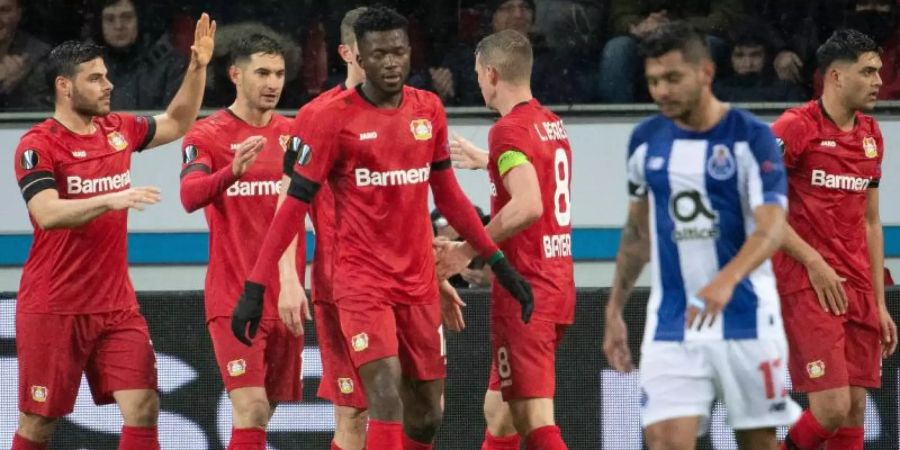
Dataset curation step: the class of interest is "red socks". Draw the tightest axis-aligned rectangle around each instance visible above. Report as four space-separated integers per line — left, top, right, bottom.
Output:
825 426 864 450
783 411 835 449
119 426 160 450
228 428 266 449
331 440 344 450
403 434 433 450
482 430 521 450
525 425 567 450
367 419 402 450
11 434 47 450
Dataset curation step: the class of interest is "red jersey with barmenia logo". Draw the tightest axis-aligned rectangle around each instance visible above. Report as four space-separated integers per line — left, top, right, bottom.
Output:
182 109 302 321
13 113 155 314
487 99 575 324
291 86 450 305
771 100 884 295
289 84 347 303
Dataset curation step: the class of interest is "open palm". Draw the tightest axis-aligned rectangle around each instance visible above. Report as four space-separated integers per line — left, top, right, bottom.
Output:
191 13 216 67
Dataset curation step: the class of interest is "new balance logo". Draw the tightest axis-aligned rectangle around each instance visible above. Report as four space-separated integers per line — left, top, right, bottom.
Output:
67 170 131 195
355 164 430 187
810 169 870 191
820 140 837 147
226 180 282 197
359 131 378 141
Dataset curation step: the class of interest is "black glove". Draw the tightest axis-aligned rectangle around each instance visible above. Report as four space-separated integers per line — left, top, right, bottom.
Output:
232 281 265 346
490 255 534 323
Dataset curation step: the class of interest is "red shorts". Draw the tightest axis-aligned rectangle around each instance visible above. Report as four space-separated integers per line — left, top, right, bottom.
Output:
314 302 367 409
208 317 303 402
488 316 567 401
17 308 158 417
781 287 881 392
337 298 445 381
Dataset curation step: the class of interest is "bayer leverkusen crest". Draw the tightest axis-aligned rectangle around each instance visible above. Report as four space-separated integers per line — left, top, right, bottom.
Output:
107 132 128 151
863 136 878 158
410 119 433 141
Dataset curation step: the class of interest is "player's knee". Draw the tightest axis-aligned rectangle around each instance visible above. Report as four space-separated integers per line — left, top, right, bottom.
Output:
17 413 58 442
846 391 867 425
644 424 695 450
406 402 443 441
810 389 852 430
335 406 368 430
233 397 271 428
119 391 159 427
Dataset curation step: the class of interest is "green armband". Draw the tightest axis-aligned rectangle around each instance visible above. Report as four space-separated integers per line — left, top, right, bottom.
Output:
487 250 505 266
497 150 529 176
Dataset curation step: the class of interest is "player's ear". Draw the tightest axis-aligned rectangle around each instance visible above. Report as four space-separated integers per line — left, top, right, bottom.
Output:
228 65 240 86
701 59 715 84
55 76 70 100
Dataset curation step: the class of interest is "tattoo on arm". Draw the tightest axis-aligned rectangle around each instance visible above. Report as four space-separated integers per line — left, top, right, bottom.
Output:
610 200 650 308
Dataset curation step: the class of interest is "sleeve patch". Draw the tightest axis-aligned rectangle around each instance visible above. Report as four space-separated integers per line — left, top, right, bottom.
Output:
497 150 528 177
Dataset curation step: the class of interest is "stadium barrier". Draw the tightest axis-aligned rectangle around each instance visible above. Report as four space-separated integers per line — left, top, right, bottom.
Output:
1 288 898 449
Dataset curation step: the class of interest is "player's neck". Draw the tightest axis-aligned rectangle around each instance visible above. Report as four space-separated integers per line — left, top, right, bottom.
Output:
359 82 402 108
53 106 95 135
820 93 856 132
676 94 727 132
495 86 533 117
345 70 365 89
228 100 273 127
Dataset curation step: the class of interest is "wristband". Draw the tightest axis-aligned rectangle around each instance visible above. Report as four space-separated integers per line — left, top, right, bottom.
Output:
487 250 505 266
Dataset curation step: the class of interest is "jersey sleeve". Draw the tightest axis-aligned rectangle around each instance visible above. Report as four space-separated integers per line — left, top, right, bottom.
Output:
118 113 157 152
488 122 532 178
287 107 341 203
180 127 216 178
14 134 57 203
626 128 648 201
430 99 451 167
770 110 809 171
743 122 788 210
872 119 884 187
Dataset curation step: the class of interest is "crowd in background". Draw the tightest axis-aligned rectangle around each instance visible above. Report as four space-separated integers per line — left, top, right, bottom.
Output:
1 0 898 111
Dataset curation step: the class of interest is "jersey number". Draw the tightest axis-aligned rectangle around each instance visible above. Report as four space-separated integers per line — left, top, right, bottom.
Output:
554 148 571 227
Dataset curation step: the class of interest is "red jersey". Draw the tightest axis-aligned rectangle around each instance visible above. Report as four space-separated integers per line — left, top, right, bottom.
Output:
13 114 155 314
290 84 347 303
291 86 450 305
771 100 884 295
181 110 302 321
487 99 575 324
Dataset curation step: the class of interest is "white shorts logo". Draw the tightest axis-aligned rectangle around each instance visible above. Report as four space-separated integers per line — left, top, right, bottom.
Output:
31 385 48 402
806 360 825 379
351 333 369 352
338 377 354 394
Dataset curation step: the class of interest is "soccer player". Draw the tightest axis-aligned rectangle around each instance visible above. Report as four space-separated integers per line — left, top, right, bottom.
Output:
232 6 533 450
434 29 574 450
179 33 303 450
601 22 800 450
10 14 215 450
278 7 370 450
773 29 897 450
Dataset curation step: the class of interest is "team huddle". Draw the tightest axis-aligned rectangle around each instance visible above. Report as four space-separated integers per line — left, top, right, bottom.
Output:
7 4 895 450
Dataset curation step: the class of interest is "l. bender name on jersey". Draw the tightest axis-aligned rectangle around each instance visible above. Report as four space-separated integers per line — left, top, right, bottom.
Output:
534 120 568 142
67 170 131 195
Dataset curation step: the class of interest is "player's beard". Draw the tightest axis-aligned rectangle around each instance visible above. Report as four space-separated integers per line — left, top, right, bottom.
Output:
72 86 110 117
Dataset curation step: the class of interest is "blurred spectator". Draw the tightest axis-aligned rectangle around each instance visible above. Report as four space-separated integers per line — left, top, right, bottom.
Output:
429 0 584 106
598 0 744 103
431 207 493 288
204 22 304 108
0 0 51 110
94 0 187 110
713 21 807 102
812 0 900 99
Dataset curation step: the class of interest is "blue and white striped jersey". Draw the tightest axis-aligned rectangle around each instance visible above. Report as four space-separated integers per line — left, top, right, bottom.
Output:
627 108 788 342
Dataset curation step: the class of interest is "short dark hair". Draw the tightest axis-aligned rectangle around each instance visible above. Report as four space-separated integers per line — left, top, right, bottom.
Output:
340 7 368 46
475 29 533 83
45 41 105 94
816 29 880 72
638 21 710 63
352 5 408 44
230 33 284 66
